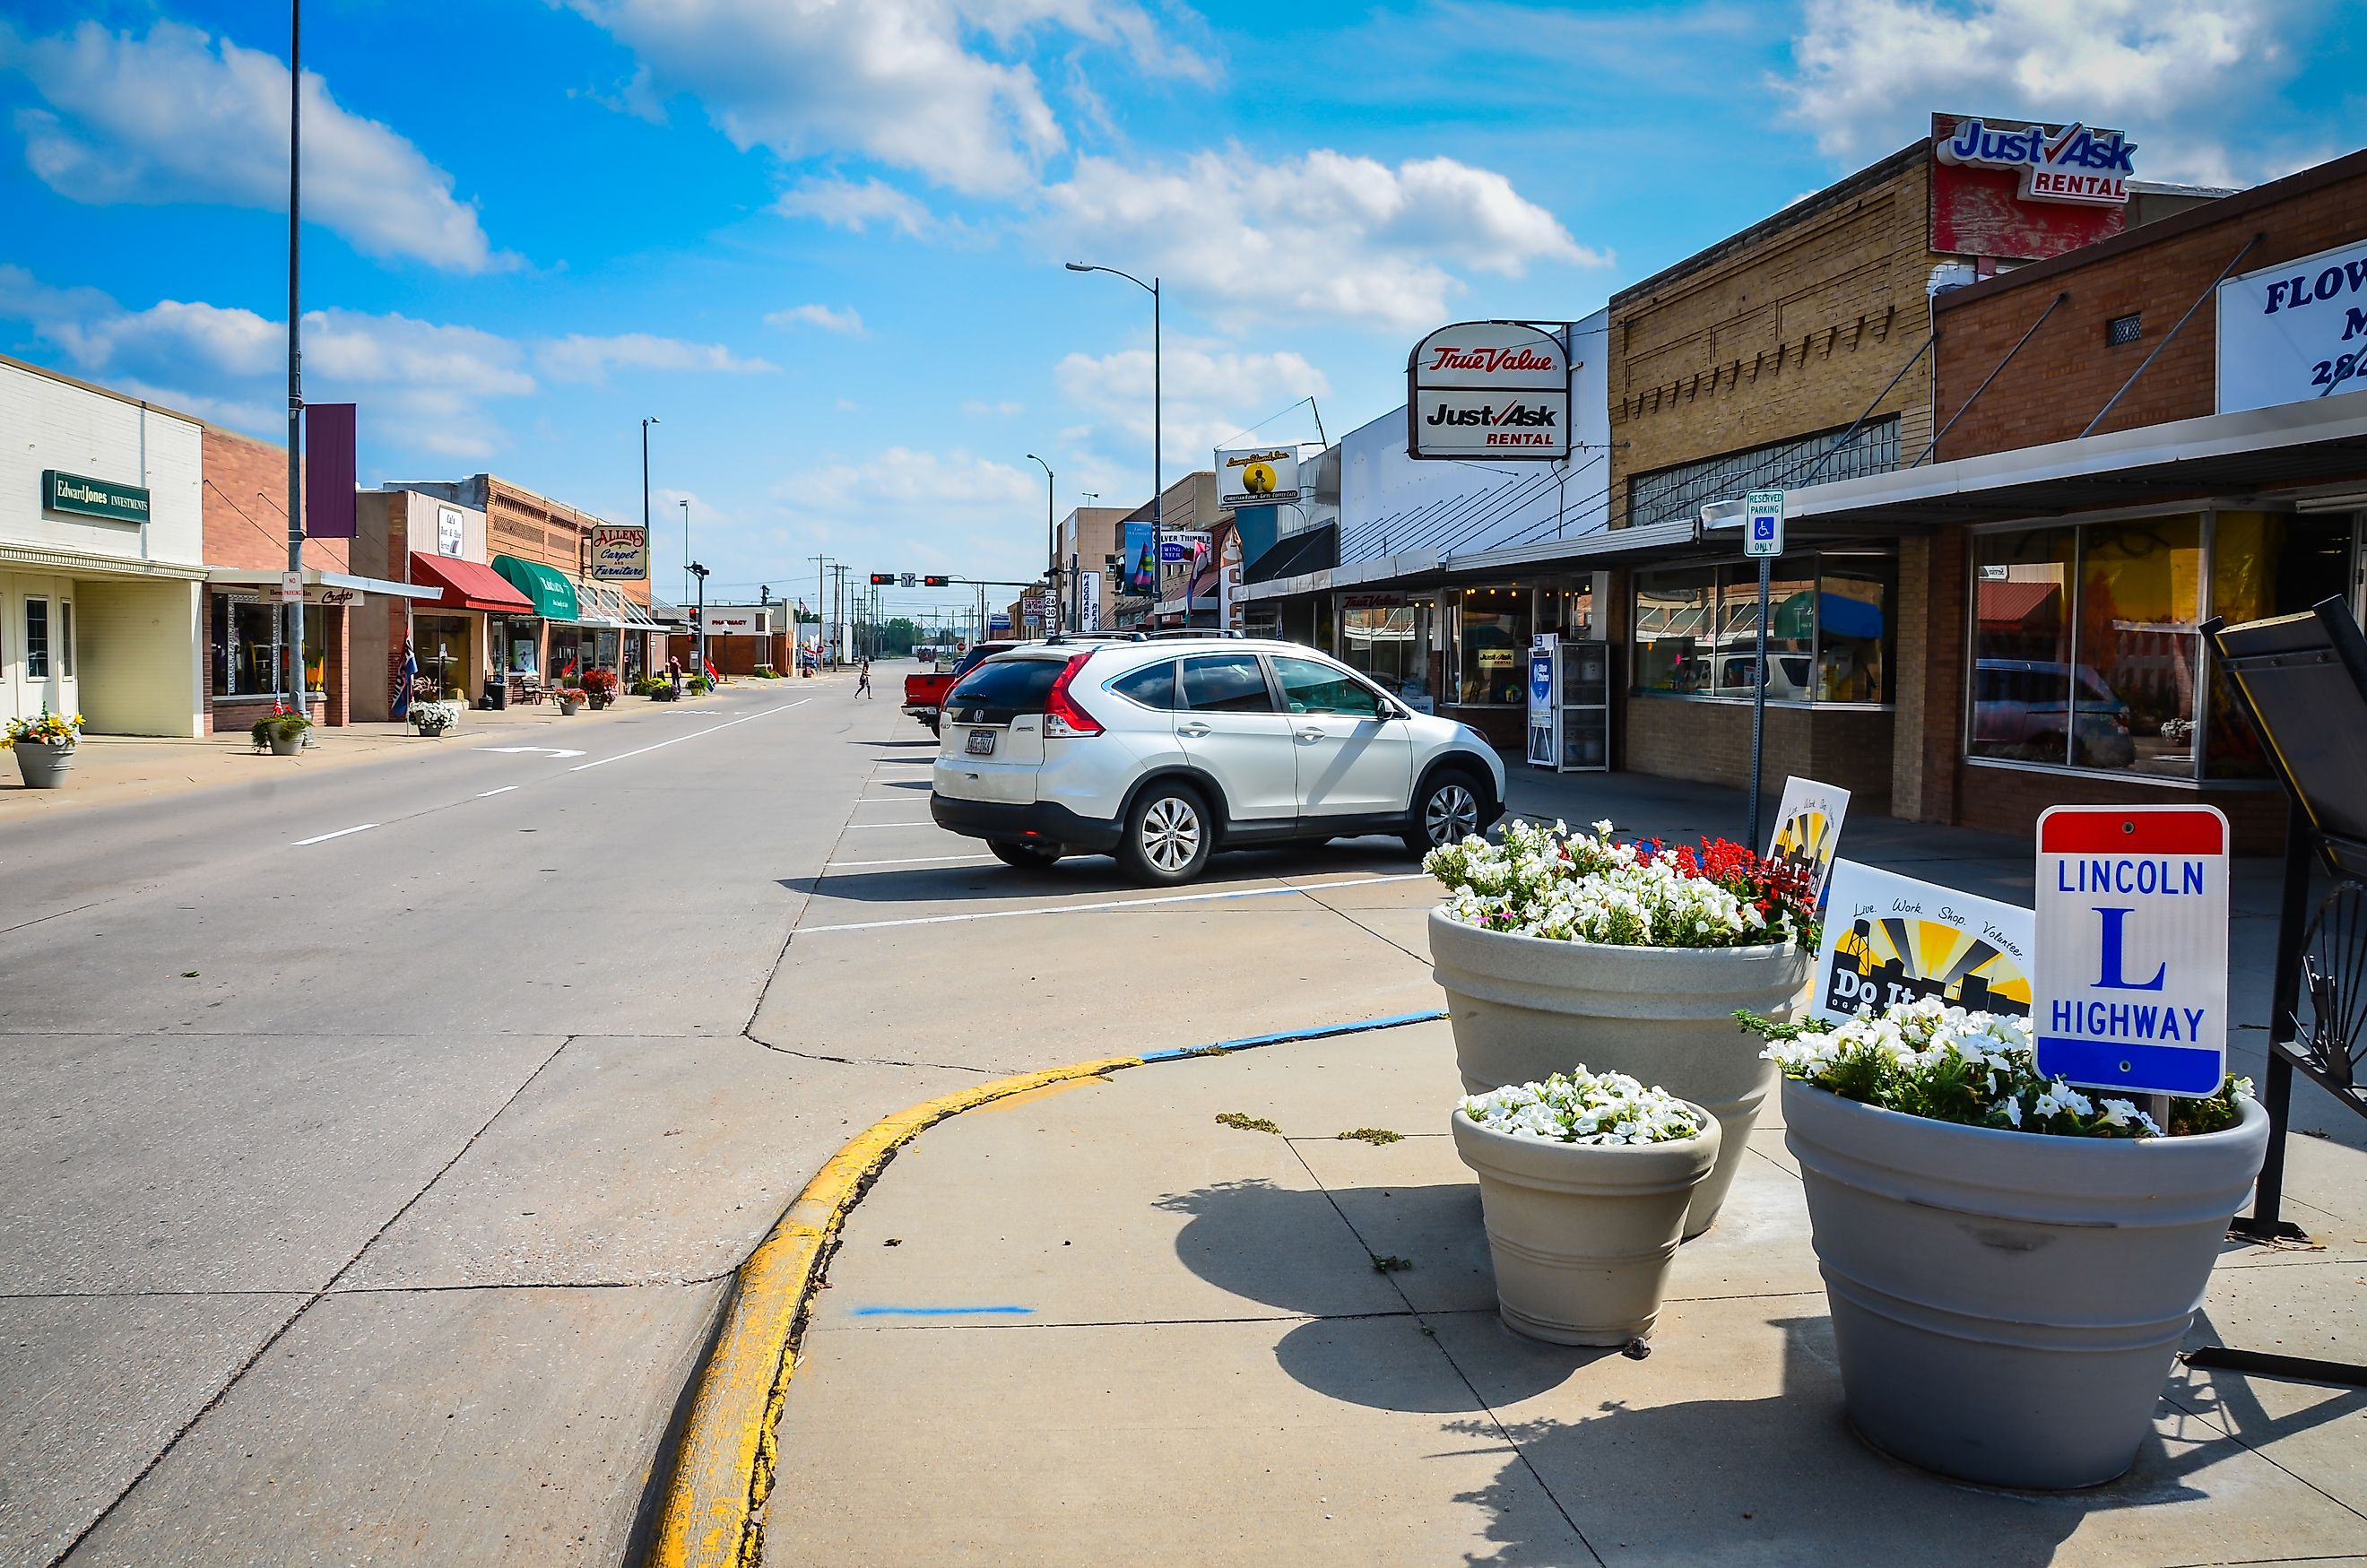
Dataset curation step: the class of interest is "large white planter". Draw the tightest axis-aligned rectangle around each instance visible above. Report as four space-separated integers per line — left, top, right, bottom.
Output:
1451 1105 1720 1346
13 741 74 789
1428 909 1808 1237
1784 1079 2269 1489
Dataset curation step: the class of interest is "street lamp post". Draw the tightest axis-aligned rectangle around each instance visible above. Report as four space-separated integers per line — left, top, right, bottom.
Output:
689 562 709 679
284 0 307 722
1027 453 1055 637
677 496 689 612
640 413 660 601
1064 263 1162 627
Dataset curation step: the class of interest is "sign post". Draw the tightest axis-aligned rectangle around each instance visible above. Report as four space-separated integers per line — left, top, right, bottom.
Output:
1741 489 1784 849
2034 805 2231 1100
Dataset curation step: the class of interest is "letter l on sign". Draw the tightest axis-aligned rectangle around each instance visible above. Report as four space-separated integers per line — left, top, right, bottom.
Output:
2033 805 2230 1098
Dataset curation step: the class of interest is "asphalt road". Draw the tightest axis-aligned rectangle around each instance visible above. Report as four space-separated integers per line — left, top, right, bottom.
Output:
0 666 1448 1566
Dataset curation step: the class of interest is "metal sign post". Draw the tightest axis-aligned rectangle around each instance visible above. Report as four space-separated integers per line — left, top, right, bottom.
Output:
1741 489 1784 849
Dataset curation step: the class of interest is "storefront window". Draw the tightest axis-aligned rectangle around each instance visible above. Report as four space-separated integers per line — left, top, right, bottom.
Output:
1635 557 1890 704
1454 587 1530 706
2206 512 2356 778
414 613 471 701
209 593 278 697
1969 529 2076 765
1968 512 2354 781
24 597 48 680
1634 568 1714 694
1340 597 1435 710
502 618 541 675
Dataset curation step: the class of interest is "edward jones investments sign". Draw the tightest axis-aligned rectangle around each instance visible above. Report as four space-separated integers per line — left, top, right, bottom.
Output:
43 470 151 525
589 524 647 581
2218 237 2367 411
1407 321 1570 461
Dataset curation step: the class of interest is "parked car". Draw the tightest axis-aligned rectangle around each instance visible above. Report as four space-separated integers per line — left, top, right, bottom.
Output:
1972 658 2136 767
902 640 1017 733
930 638 1508 884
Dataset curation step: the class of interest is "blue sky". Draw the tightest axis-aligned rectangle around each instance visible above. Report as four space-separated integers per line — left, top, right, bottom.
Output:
1 1 2357 619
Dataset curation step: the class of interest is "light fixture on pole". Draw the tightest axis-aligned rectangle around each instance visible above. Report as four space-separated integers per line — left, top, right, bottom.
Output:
640 413 659 596
1064 263 1163 625
1027 453 1055 637
284 0 307 721
689 561 709 680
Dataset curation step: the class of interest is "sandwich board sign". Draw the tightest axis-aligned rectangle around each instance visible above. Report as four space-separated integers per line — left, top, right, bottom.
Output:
2033 805 2230 1096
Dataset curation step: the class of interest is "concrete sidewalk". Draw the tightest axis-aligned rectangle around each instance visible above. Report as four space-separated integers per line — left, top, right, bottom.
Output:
764 1019 2367 1567
0 675 824 819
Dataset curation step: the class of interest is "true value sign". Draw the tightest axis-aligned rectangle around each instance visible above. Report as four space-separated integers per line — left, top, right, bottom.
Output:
2033 805 2230 1097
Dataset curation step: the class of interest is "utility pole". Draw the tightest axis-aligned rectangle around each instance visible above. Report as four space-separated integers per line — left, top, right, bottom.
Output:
284 0 307 721
810 553 828 669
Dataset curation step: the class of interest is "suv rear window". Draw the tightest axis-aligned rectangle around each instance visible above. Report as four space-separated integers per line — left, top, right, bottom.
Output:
1180 654 1275 714
1107 659 1177 710
947 658 1064 723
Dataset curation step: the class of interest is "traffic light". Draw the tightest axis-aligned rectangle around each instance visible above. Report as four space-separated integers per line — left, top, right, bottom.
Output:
869 572 894 585
923 575 951 587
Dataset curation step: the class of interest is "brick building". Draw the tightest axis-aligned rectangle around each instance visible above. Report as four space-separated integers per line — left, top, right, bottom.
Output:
1772 145 2367 848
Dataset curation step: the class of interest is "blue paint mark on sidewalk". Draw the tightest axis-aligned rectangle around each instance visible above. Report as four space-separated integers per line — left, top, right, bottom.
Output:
849 1304 1036 1318
1137 1008 1446 1063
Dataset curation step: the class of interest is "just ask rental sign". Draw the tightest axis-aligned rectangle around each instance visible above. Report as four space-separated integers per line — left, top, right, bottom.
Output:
1406 321 1570 461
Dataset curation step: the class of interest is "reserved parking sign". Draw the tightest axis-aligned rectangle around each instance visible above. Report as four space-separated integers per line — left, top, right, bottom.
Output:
2033 805 2230 1097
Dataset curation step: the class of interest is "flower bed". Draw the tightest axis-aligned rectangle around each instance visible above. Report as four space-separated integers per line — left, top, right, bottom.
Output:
1742 996 2248 1139
1427 819 1817 949
1460 1068 1705 1146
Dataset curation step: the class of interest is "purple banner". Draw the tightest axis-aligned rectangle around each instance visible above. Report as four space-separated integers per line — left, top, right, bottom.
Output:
305 403 357 539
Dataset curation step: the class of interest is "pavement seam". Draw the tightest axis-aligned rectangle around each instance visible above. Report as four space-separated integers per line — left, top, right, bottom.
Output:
641 1010 1444 1568
43 1030 577 1568
1278 1136 1610 1567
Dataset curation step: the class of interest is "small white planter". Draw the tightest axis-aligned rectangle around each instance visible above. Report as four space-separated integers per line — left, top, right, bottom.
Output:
1452 1105 1720 1345
13 741 74 789
1784 1079 2270 1488
558 697 582 715
1429 910 1808 1237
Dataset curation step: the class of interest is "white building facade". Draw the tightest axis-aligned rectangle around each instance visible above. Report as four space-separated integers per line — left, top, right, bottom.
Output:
2 355 208 736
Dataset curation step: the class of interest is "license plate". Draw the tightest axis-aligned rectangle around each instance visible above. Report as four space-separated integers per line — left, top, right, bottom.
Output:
965 729 997 756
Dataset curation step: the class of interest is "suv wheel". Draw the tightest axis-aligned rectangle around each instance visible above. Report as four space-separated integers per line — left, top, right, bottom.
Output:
1407 770 1484 855
990 840 1062 871
1119 782 1212 885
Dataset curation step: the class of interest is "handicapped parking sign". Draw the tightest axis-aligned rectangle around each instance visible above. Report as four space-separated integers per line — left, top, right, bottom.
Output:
2033 805 2230 1096
1743 489 1784 559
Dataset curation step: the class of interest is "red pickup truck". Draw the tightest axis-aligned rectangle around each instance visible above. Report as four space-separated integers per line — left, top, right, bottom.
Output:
903 642 1015 733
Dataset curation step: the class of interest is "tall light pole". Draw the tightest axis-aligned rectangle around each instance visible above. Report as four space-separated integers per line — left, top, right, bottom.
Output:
284 0 307 720
1027 453 1055 637
689 562 709 679
677 497 689 611
1064 263 1162 626
640 413 659 597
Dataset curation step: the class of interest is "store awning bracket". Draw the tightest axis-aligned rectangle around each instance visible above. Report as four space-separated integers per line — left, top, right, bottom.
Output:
2080 232 2265 439
1915 292 2069 466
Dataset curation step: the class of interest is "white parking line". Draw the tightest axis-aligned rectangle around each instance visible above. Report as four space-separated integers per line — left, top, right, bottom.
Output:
838 820 940 829
568 698 809 772
798 872 1427 933
828 853 996 868
476 785 519 798
291 824 377 846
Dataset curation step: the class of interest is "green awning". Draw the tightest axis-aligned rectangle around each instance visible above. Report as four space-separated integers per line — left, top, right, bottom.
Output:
491 555 580 621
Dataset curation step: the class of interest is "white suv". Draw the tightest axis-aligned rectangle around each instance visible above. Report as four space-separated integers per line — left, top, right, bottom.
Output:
930 637 1507 884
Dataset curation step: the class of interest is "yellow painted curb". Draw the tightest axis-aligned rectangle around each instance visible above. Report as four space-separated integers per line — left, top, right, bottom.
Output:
646 1053 1144 1568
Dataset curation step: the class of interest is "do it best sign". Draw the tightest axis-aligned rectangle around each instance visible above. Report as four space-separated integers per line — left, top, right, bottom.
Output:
2033 806 2229 1097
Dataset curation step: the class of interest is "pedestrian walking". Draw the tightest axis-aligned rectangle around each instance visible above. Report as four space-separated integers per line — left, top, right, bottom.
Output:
856 657 872 698
667 655 683 697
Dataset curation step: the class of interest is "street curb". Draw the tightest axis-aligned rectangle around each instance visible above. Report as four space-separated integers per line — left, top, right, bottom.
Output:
643 1008 1446 1568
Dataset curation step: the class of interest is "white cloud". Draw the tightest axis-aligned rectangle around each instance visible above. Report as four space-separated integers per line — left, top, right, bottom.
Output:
771 175 938 236
0 264 535 458
536 334 779 384
776 447 1037 513
767 303 865 334
0 20 507 272
567 0 1116 195
1779 0 2311 186
963 399 1025 415
1039 149 1605 331
1055 342 1330 472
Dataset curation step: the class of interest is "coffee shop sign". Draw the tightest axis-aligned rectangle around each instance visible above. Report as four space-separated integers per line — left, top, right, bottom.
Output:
1936 117 2136 206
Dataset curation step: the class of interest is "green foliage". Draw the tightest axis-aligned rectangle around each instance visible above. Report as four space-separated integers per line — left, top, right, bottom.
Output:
1214 1112 1280 1135
1336 1128 1403 1145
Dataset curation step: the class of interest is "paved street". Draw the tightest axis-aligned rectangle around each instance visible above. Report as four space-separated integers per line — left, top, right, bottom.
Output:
0 665 1455 1566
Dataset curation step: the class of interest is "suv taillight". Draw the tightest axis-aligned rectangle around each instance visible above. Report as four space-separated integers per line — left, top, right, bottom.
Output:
1044 652 1104 738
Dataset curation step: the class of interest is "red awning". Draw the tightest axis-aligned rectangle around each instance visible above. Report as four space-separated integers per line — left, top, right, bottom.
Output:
411 552 535 614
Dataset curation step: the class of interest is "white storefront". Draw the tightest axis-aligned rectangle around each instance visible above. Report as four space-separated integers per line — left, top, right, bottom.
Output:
2 355 208 735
